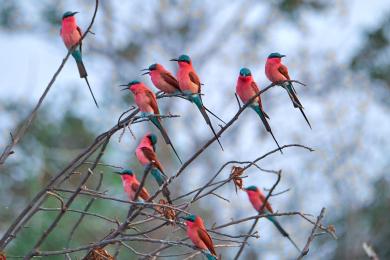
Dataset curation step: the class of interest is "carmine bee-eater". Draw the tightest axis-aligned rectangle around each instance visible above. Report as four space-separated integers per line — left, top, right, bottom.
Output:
142 63 181 94
171 55 223 150
265 53 311 128
136 133 172 204
182 214 217 260
236 68 282 153
114 169 150 202
60 11 99 108
244 185 300 251
120 80 182 164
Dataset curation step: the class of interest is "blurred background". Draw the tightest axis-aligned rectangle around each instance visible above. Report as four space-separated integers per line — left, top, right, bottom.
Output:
1 0 390 259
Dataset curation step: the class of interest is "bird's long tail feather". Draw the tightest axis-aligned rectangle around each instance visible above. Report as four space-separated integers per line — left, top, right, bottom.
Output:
72 50 87 78
252 106 283 154
203 106 226 124
192 95 224 151
267 215 300 252
150 117 183 164
285 83 311 129
84 77 99 108
72 50 99 108
298 106 312 129
151 168 172 204
285 83 302 108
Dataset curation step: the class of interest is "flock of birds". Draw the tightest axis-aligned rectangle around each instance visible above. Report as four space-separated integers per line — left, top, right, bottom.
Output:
60 10 311 259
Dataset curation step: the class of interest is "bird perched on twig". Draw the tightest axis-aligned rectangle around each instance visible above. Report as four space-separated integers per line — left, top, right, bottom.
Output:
113 169 150 202
142 63 181 94
182 214 217 260
171 54 224 150
136 133 172 204
265 52 311 128
120 81 182 164
244 185 300 252
60 11 99 108
236 67 282 153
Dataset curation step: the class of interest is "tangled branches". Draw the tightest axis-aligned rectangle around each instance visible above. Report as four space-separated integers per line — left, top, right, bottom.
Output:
0 1 336 259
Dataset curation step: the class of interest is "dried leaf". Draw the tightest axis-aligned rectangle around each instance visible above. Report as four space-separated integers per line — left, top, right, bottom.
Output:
327 224 336 234
157 199 176 225
0 251 5 260
230 166 245 193
84 247 113 260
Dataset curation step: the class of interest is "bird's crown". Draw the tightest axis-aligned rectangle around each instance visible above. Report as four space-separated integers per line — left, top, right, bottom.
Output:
178 54 191 63
268 52 285 59
183 214 196 222
148 64 158 71
244 185 258 191
128 80 141 86
116 169 134 176
62 11 77 19
239 68 252 77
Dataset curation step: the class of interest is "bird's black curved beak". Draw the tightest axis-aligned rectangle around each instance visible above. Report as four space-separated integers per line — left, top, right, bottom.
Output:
113 171 121 175
141 70 150 75
71 11 79 16
280 54 286 58
170 58 178 62
119 84 128 91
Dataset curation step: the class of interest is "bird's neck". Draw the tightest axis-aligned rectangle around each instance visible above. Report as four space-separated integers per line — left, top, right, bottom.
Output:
62 17 77 29
267 58 281 65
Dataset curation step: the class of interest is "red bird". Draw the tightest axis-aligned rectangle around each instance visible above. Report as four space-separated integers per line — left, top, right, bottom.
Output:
114 169 150 202
60 11 99 108
120 80 182 164
265 52 311 128
182 214 217 260
244 185 300 251
142 63 181 94
236 67 282 153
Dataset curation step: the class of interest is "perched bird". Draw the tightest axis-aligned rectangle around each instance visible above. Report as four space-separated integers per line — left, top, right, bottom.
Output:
135 133 172 204
60 11 99 108
171 54 223 150
244 185 300 251
265 53 311 128
236 68 282 153
182 214 217 260
114 169 150 202
120 80 182 164
142 63 181 94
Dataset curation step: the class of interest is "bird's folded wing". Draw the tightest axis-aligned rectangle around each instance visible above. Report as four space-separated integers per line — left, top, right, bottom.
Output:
140 147 165 173
131 182 150 201
161 72 180 91
145 90 160 114
197 228 216 256
189 71 201 93
278 64 290 80
76 26 83 53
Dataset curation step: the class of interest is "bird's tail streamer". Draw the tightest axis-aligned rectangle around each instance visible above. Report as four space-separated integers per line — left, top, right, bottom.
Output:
252 105 283 154
191 95 224 151
150 117 183 164
267 215 300 252
284 82 312 129
151 168 172 204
